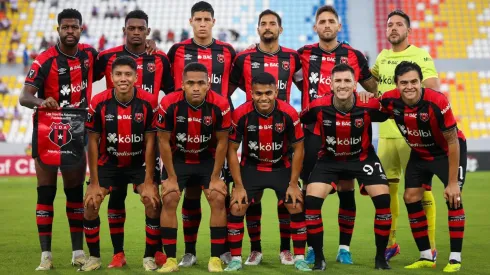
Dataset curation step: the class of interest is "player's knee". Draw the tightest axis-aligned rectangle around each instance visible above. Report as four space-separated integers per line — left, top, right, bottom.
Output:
145 204 161 219
162 192 179 210
208 192 226 210
285 202 303 214
403 189 423 203
83 203 99 219
230 202 246 216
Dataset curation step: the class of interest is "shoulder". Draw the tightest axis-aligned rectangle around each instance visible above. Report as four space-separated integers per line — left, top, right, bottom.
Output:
277 100 299 117
236 47 256 58
35 47 58 64
298 43 318 53
280 46 297 54
424 88 449 105
136 88 154 102
215 39 234 49
91 89 112 107
233 101 254 121
311 95 332 108
209 91 230 108
380 88 399 100
98 45 123 58
154 50 170 60
375 49 390 60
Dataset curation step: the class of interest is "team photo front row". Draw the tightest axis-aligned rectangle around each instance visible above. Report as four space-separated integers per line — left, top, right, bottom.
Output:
73 58 465 272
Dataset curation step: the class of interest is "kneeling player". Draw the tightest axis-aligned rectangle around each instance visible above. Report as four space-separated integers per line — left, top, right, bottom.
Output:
156 62 230 273
379 61 466 272
81 56 161 271
224 72 310 272
300 64 392 270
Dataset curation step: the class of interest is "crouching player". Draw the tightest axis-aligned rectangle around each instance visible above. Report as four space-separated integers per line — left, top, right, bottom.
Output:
81 56 161 271
225 72 310 272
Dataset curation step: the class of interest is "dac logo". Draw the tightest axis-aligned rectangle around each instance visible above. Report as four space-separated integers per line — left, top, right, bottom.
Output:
48 122 73 147
118 115 132 120
336 121 351 126
188 117 202 123
198 54 212 60
264 63 278 68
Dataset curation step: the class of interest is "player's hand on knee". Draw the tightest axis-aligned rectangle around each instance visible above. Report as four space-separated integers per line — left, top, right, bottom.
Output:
444 183 462 209
231 186 248 211
140 181 161 210
84 183 105 210
286 183 303 209
208 177 227 198
161 177 180 199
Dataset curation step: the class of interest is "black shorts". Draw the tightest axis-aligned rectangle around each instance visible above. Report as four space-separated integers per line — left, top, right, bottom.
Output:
131 156 162 193
240 165 291 204
405 138 467 190
161 159 214 191
98 165 146 190
308 151 389 195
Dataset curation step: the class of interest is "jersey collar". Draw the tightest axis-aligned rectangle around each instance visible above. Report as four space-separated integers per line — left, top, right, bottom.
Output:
124 45 146 58
56 43 79 59
113 87 136 107
257 44 281 56
318 41 341 54
184 90 208 110
192 38 215 49
253 100 277 118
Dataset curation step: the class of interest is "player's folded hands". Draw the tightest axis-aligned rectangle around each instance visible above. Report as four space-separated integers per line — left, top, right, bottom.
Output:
140 181 160 209
84 183 105 210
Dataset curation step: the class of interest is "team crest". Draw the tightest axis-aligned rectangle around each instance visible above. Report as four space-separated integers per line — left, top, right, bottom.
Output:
275 123 284 133
217 54 225 63
48 122 73 147
147 62 156 73
84 59 90 69
420 113 429 122
355 118 364 128
340 56 349 64
203 116 212 126
282 61 290 71
134 113 144 123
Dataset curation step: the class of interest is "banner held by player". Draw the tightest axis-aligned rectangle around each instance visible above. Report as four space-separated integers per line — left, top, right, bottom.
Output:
32 107 87 167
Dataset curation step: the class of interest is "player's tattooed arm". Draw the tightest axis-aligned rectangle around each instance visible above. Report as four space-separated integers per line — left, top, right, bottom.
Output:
360 77 378 97
443 127 461 208
19 85 50 109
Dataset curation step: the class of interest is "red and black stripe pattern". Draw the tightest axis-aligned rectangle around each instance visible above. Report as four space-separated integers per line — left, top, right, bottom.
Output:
230 100 304 172
230 45 301 103
156 90 231 164
300 94 386 162
380 88 466 161
85 88 156 168
25 43 97 108
297 42 371 134
96 45 174 106
168 39 235 97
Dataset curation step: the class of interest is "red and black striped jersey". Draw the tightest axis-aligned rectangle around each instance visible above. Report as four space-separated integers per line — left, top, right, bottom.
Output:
156 90 231 164
297 42 372 134
95 45 174 106
230 100 304 172
25 43 98 108
379 88 466 161
230 45 301 103
167 39 235 97
85 87 156 168
300 94 387 161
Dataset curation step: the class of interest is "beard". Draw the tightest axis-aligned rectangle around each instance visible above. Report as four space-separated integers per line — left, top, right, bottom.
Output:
260 32 278 44
60 35 79 47
388 32 407 45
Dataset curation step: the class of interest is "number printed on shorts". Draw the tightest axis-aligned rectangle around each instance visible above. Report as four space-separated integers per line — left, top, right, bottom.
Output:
363 162 383 176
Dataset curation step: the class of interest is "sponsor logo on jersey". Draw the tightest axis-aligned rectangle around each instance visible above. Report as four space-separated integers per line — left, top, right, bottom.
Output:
203 116 212 126
134 113 144 123
355 118 364 128
309 72 331 85
398 124 432 137
282 61 290 70
217 54 225 63
147 62 156 73
275 123 284 133
420 113 429 122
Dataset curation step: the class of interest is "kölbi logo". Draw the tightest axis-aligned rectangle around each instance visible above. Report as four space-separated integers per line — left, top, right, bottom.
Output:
176 133 211 143
398 124 432 137
248 141 283 151
107 133 143 143
326 136 361 146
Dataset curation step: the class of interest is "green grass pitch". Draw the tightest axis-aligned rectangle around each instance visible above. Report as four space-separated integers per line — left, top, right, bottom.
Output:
1 172 489 274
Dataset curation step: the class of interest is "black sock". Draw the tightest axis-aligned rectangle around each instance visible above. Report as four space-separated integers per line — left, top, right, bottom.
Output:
36 186 57 252
161 227 177 258
338 190 356 247
182 197 201 255
246 202 262 252
64 185 84 251
305 195 325 261
372 194 392 258
84 216 101 258
210 226 227 257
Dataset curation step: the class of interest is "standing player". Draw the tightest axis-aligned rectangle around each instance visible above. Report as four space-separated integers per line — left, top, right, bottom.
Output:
379 61 466 272
300 64 392 271
228 9 302 266
371 10 440 260
296 5 377 264
166 1 236 266
95 9 173 268
156 63 231 273
19 9 97 270
225 72 310 272
81 56 161 271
